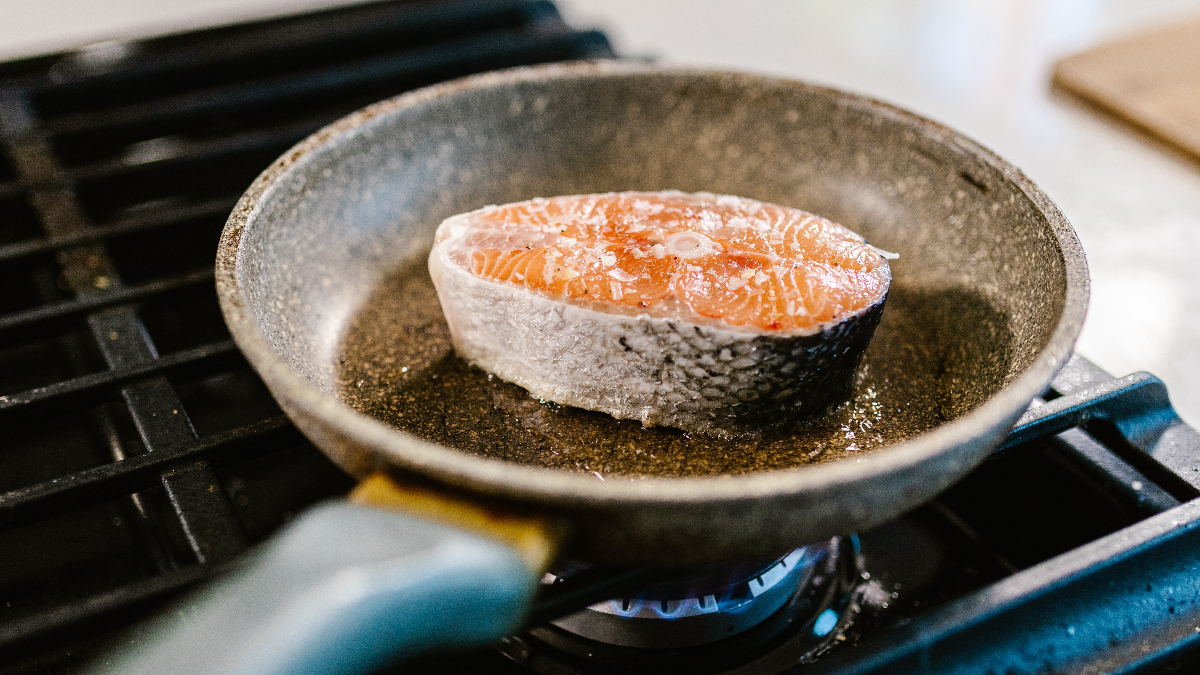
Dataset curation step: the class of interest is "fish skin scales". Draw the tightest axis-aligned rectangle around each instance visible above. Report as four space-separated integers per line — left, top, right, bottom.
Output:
429 191 891 435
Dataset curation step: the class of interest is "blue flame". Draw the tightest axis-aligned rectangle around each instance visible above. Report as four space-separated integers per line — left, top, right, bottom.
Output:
606 598 645 617
592 545 829 621
813 608 838 636
647 595 721 618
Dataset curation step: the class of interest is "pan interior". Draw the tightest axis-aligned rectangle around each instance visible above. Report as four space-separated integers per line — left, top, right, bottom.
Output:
238 68 1064 479
335 260 1010 477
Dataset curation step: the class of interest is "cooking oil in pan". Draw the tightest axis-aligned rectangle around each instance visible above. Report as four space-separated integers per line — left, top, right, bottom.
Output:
336 259 1013 478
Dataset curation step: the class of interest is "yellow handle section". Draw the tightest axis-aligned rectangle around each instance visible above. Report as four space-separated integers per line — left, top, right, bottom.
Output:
350 472 564 573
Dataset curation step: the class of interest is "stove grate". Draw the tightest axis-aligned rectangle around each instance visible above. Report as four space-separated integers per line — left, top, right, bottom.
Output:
0 2 611 671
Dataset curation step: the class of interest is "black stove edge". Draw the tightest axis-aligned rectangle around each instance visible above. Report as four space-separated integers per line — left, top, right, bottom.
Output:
1004 361 1200 498
810 357 1200 675
810 497 1200 674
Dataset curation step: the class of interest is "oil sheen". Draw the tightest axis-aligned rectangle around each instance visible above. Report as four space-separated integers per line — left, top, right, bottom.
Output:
336 258 1013 479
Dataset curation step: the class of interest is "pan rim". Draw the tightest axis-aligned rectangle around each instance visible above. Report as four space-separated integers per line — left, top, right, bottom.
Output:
216 60 1088 506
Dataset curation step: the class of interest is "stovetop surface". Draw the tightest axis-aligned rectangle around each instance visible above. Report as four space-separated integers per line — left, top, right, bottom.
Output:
1 2 1200 674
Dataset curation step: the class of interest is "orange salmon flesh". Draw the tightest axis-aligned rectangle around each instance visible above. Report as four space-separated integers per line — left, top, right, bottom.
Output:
438 192 891 333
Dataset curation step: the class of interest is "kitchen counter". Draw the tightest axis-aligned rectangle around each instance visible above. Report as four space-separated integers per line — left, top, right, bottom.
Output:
4 0 1199 424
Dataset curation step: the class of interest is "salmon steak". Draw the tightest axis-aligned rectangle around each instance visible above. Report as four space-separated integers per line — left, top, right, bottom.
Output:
428 191 893 435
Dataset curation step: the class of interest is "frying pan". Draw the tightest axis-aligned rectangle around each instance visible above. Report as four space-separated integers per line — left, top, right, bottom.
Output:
96 61 1086 675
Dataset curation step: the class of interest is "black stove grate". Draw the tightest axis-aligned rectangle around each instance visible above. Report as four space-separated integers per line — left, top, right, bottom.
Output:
0 2 610 672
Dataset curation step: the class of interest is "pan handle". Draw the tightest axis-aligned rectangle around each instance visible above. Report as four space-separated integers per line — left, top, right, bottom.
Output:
87 475 560 675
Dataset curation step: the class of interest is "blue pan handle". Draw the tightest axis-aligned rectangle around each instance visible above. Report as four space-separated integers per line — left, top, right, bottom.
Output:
88 475 559 675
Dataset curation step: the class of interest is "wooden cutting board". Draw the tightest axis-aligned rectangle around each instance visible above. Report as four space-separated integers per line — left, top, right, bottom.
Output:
1054 18 1200 160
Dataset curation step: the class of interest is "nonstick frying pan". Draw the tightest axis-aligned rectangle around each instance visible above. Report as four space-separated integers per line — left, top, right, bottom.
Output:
97 61 1087 675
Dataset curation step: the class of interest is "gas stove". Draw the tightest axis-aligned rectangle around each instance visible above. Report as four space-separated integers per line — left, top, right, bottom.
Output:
1 2 1199 674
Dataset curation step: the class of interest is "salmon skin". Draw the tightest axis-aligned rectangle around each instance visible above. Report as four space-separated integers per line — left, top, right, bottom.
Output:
428 191 892 435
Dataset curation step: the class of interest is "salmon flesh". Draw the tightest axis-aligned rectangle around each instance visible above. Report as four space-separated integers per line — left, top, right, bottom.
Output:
428 191 892 435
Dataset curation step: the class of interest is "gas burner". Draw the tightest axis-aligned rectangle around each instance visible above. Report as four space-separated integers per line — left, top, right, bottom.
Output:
499 537 864 674
548 547 824 648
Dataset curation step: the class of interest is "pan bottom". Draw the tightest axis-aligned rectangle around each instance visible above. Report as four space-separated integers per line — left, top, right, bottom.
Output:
336 258 1014 478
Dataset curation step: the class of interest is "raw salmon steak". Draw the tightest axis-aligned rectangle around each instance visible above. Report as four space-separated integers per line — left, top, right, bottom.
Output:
428 191 892 434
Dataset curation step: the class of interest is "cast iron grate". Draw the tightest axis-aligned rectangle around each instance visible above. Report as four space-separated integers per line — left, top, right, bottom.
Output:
0 1 611 671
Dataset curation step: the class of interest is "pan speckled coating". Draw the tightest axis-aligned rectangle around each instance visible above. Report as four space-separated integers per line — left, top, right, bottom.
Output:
215 61 1088 566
